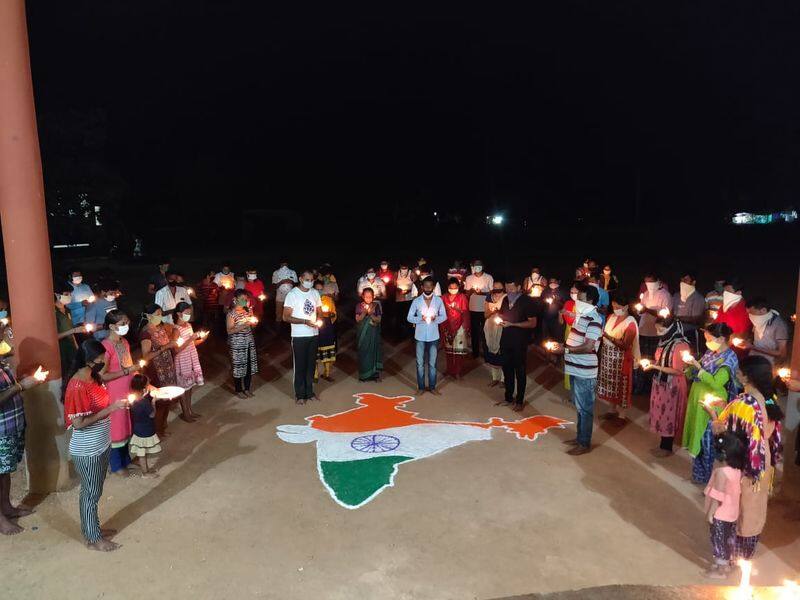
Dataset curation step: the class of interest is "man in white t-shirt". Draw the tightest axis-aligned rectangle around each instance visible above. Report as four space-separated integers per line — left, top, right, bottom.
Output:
272 260 298 323
282 270 321 403
154 272 193 324
464 259 494 359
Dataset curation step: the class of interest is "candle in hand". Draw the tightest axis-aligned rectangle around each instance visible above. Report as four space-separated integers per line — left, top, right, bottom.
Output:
634 303 644 313
544 341 557 351
33 366 48 382
315 319 324 327
681 350 693 362
87 295 96 303
249 316 259 325
494 316 503 325
658 308 670 318
732 337 744 348
197 331 209 339
709 310 719 320
138 359 147 368
127 393 137 405
84 323 95 333
702 393 721 408
322 305 330 314
0 318 8 326
777 367 791 380
639 359 651 370
187 287 195 297
175 337 185 347
258 293 267 301
546 297 553 305
382 276 390 283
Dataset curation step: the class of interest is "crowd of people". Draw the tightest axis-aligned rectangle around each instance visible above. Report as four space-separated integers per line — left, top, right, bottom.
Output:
0 255 797 572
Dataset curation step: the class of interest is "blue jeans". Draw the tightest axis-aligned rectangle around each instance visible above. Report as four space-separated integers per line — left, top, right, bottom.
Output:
415 340 438 390
570 375 596 447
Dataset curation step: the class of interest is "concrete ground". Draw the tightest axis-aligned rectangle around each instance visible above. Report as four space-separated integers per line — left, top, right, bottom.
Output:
4 328 800 600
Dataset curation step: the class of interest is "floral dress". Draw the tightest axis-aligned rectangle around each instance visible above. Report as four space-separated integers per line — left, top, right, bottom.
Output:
174 322 204 389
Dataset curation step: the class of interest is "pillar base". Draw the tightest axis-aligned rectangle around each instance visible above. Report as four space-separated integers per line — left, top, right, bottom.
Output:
23 379 72 493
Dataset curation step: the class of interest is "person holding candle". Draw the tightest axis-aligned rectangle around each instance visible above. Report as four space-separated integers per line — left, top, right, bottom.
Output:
599 265 619 292
314 280 338 382
215 262 237 313
139 304 181 436
741 297 789 366
597 293 640 423
154 272 193 325
127 374 161 478
497 277 538 412
672 272 705 355
99 310 137 476
357 267 387 301
644 318 692 456
704 279 726 324
272 259 298 335
0 357 47 535
633 274 673 396
464 259 493 359
541 277 567 347
146 257 170 297
173 302 206 419
283 271 322 404
714 278 751 361
55 283 84 384
227 290 259 399
62 339 127 551
83 278 120 341
407 277 447 394
355 288 383 382
522 267 546 294
318 263 340 301
197 268 222 334
414 266 442 297
483 282 507 387
242 268 267 324
548 283 603 453
441 279 471 379
585 270 610 319
682 323 739 484
65 267 94 327
395 262 417 340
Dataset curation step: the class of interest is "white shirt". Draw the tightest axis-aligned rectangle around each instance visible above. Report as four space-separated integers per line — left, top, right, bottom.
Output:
284 287 321 337
357 276 386 298
154 285 192 324
272 266 298 302
214 272 236 290
464 273 494 312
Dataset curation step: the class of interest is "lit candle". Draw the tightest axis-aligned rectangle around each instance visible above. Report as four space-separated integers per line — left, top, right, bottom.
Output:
0 318 8 326
544 341 557 351
737 559 752 599
175 337 185 347
658 308 670 318
197 331 209 339
87 295 96 303
732 337 744 348
634 303 644 313
703 393 721 408
494 316 503 325
322 305 330 314
639 359 651 370
249 316 259 325
315 319 324 327
530 286 542 298
777 367 791 380
639 293 644 301
138 359 147 368
258 293 267 301
84 323 95 333
790 313 796 323
33 365 49 382
546 297 553 305
382 276 390 284
680 350 693 362
414 269 420 276
709 309 718 320
187 287 195 297
127 393 137 405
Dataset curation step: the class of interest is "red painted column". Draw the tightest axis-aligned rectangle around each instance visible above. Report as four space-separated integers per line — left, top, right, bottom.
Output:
0 0 69 492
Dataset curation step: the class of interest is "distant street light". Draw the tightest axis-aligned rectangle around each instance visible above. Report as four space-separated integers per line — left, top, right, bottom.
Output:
491 214 503 226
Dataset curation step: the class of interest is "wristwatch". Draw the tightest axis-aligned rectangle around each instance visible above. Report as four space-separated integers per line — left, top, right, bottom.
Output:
564 348 570 355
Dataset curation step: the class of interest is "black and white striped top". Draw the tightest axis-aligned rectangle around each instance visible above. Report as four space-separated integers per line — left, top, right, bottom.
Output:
64 378 111 457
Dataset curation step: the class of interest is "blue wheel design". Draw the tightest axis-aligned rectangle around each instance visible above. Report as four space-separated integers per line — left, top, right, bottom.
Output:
350 434 400 453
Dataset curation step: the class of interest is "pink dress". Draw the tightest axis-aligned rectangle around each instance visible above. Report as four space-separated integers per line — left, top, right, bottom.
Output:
174 322 204 389
649 341 690 442
101 338 133 446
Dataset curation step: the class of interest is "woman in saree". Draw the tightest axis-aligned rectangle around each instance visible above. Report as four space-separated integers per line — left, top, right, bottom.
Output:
682 322 739 484
355 287 383 382
483 282 506 387
597 292 640 422
441 278 470 379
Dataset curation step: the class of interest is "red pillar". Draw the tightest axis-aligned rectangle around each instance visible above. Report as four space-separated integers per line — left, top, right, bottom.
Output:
0 0 68 492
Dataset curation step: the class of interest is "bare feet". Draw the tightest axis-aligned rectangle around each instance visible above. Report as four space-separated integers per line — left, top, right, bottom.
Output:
179 413 194 423
295 398 306 405
191 412 203 418
0 515 23 535
488 380 500 387
2 505 34 518
87 538 121 552
100 528 118 538
244 390 254 398
236 392 248 399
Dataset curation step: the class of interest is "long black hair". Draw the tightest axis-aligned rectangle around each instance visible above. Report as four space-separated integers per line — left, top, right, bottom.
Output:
60 339 106 403
104 309 128 332
739 354 775 400
138 303 162 334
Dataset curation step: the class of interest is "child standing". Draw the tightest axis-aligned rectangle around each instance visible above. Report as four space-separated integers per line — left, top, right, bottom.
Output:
128 374 161 478
704 430 746 578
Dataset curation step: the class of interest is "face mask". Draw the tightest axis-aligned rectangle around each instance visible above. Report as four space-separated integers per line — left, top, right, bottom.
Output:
613 308 627 316
59 294 72 305
114 324 130 336
722 290 741 311
0 310 6 319
72 276 83 285
0 340 11 356
380 264 388 270
645 281 659 293
180 313 192 322
748 311 772 334
473 266 483 274
655 325 668 337
301 280 313 290
575 299 593 315
679 282 695 302
549 283 559 289
105 294 116 303
583 262 588 269
147 315 162 326
423 291 433 298
222 268 231 274
448 289 458 295
367 273 375 280
570 292 578 301
706 339 722 352
247 273 257 280
399 269 408 276
714 281 725 294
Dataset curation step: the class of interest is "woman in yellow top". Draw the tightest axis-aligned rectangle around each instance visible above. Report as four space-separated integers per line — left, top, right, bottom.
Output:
314 280 338 382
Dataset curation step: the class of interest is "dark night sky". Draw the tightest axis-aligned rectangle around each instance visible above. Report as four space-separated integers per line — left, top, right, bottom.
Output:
25 2 800 232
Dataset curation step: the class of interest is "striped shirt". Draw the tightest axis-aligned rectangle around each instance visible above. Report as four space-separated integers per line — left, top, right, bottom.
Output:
564 308 603 379
64 378 111 457
0 364 25 437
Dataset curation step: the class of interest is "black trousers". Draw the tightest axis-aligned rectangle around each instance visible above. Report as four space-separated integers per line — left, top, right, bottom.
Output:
470 311 485 358
292 336 319 400
501 339 528 404
395 301 413 339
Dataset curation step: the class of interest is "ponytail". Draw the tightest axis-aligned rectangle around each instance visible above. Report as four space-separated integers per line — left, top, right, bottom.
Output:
60 339 106 403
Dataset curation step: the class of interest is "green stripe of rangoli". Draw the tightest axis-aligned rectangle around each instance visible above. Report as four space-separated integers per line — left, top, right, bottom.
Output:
320 456 413 508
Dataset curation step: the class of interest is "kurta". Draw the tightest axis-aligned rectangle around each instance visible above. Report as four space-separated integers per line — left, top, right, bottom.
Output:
649 341 691 441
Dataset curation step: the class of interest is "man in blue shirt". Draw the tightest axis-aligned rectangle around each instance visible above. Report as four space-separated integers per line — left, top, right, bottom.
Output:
83 279 120 340
407 277 447 395
65 268 94 326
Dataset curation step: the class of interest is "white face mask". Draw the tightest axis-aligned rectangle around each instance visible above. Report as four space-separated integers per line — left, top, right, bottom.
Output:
105 294 116 303
367 273 375 280
301 280 313 290
575 299 593 315
679 282 695 302
549 283 559 289
472 265 483 274
423 291 433 298
613 307 627 316
181 313 192 322
72 276 83 285
570 292 578 301
723 290 741 311
655 325 668 337
380 264 388 270
114 324 130 336
247 273 257 281
59 294 72 305
645 281 659 293
748 311 772 336
448 289 458 295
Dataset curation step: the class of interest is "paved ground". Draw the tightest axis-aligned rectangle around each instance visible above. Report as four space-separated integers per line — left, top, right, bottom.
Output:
4 329 800 600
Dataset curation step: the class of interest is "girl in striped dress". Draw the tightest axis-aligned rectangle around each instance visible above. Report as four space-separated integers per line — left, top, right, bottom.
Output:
226 290 258 398
172 302 207 422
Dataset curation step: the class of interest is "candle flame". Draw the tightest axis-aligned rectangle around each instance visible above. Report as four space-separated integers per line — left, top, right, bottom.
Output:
736 559 752 599
681 350 693 362
732 337 744 348
703 393 722 408
249 317 259 325
138 359 147 368
546 297 553 304
709 310 719 320
634 303 644 313
258 293 267 301
322 305 330 313
33 366 48 382
187 287 195 296
494 316 503 325
87 295 96 303
777 367 791 380
639 359 651 369
544 341 557 351
658 308 670 318
0 318 8 326
175 337 185 347
84 323 95 332
127 393 137 404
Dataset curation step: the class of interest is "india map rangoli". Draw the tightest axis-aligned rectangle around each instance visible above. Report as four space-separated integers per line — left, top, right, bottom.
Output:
276 393 570 509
